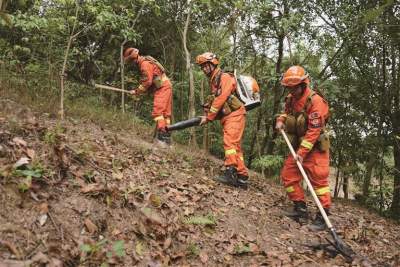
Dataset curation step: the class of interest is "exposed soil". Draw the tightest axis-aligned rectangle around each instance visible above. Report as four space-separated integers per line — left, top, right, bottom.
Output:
0 98 399 267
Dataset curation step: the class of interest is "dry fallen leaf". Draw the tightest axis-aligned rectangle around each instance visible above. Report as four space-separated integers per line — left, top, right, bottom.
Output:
12 137 27 147
13 157 30 169
111 228 122 236
38 214 48 226
224 254 233 262
112 171 123 180
0 260 33 267
163 237 172 250
140 207 165 226
38 202 49 214
25 148 35 159
249 206 259 212
0 240 21 259
199 251 208 263
31 252 49 263
249 243 259 253
48 258 63 267
135 241 144 256
149 193 162 207
80 183 105 193
84 218 98 234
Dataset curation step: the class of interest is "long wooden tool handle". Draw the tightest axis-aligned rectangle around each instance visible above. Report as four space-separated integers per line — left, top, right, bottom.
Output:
280 129 333 229
94 83 131 94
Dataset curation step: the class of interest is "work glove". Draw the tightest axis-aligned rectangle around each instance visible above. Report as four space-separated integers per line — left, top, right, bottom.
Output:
202 105 210 113
129 89 138 96
275 120 285 131
199 116 208 126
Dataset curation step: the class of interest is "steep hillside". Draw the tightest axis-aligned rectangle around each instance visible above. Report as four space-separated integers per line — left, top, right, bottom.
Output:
0 98 399 267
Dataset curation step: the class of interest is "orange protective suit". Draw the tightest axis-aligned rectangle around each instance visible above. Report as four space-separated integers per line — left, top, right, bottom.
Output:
277 87 331 208
136 56 172 130
206 68 248 176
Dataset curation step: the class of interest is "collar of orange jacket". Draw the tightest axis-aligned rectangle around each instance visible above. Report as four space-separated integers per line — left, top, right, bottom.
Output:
210 67 221 84
136 56 146 65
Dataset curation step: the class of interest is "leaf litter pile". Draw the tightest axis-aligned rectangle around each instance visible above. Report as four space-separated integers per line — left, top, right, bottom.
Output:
0 99 399 267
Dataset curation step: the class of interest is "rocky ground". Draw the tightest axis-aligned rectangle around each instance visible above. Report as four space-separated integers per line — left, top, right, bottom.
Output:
0 98 399 267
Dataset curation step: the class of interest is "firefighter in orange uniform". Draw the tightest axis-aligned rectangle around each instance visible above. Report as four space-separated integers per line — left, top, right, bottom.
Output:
276 66 331 231
196 52 248 189
123 47 173 145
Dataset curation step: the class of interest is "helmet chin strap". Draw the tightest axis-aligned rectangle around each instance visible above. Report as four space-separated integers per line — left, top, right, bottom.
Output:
205 63 216 77
299 82 307 93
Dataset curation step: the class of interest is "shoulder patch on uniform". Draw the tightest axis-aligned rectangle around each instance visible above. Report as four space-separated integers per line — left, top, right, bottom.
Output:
309 112 320 119
310 118 322 128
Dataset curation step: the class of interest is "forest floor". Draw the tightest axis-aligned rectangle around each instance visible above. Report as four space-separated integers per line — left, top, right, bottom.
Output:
0 97 399 267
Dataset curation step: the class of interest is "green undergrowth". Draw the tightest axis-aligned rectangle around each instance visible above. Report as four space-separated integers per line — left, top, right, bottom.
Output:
0 74 152 138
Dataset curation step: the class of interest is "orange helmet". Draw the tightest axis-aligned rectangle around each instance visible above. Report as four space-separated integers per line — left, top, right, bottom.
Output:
281 66 309 87
123 47 139 61
195 52 219 66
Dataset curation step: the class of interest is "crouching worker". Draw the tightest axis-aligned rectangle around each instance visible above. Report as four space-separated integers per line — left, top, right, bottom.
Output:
196 52 248 189
123 47 173 146
276 65 331 231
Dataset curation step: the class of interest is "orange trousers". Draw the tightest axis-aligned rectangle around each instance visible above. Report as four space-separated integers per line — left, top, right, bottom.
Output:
280 149 331 208
152 80 172 130
221 114 248 176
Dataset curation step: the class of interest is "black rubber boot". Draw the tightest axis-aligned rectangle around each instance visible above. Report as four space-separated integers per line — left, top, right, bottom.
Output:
214 166 239 187
237 174 249 189
156 130 171 145
309 208 330 232
284 201 309 223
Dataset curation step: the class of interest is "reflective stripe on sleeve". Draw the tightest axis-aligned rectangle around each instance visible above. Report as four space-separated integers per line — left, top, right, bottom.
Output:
154 115 165 121
286 186 295 193
300 139 313 150
225 149 237 156
210 106 218 113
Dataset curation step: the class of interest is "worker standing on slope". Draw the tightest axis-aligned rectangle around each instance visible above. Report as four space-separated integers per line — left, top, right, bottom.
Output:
123 47 173 146
276 65 331 231
196 52 249 189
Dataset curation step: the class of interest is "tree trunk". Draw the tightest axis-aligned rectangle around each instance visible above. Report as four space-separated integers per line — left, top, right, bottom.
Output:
232 30 237 70
363 153 376 200
247 108 263 167
120 40 127 113
391 142 400 218
390 47 400 219
182 0 197 147
48 39 53 90
246 52 262 167
264 34 284 154
334 168 341 198
60 1 79 120
180 77 184 120
343 175 349 200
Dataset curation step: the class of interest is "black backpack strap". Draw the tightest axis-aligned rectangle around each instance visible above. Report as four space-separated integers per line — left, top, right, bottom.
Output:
213 70 224 96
